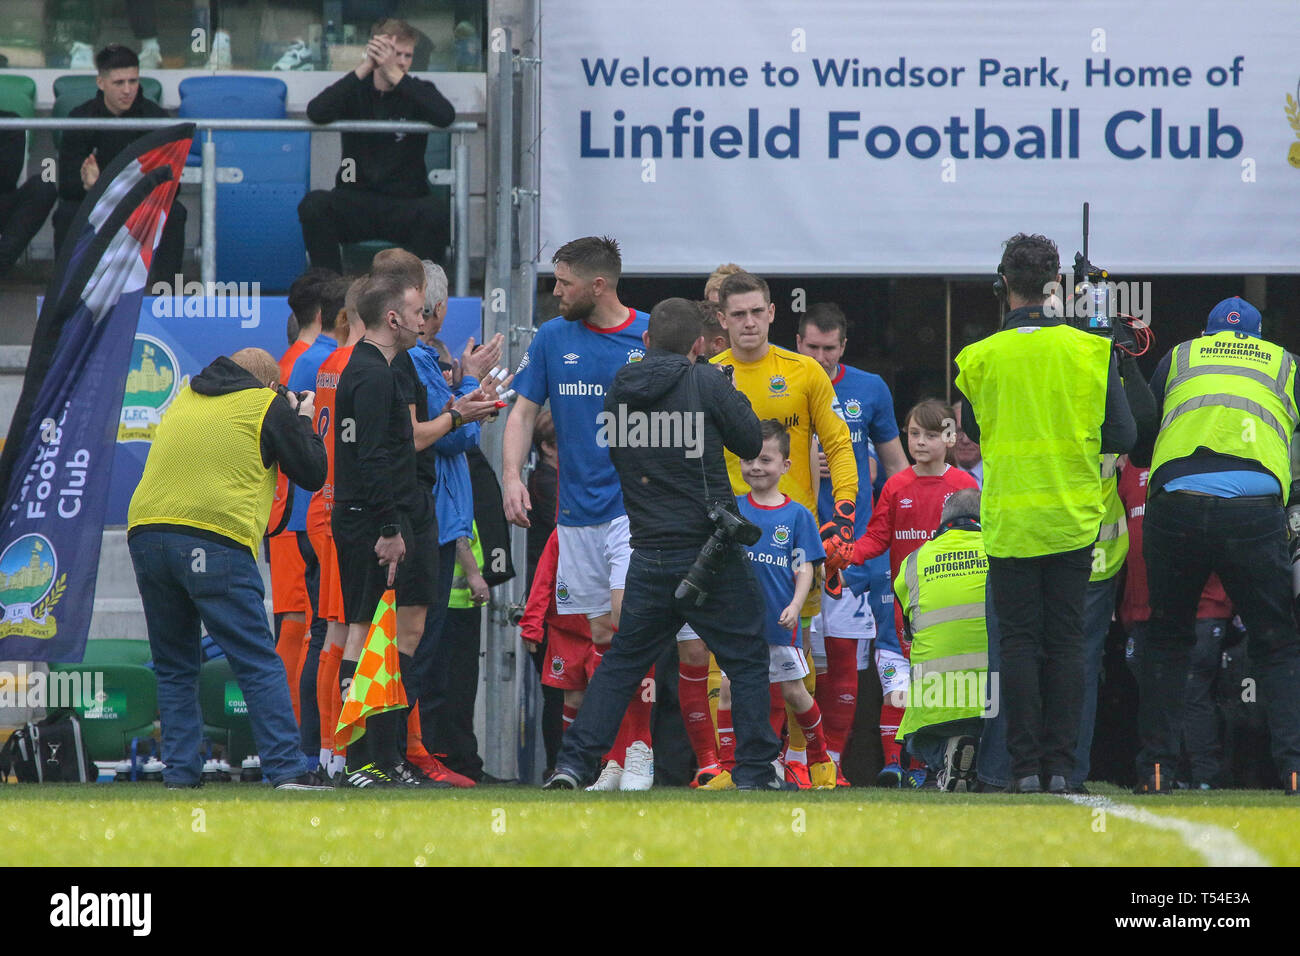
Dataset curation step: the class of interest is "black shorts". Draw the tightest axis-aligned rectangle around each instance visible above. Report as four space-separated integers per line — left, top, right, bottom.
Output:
332 506 439 624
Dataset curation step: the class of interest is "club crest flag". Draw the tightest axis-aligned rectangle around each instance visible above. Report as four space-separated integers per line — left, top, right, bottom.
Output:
335 590 408 749
0 124 194 661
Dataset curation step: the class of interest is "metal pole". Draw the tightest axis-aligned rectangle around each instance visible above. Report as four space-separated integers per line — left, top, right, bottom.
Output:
481 27 517 781
201 130 216 288
453 132 471 298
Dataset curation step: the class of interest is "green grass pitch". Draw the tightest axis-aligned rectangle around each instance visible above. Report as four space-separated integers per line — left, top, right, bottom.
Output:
2 782 1294 866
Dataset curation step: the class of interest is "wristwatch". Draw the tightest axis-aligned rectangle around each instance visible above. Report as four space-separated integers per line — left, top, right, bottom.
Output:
447 408 464 430
379 523 400 538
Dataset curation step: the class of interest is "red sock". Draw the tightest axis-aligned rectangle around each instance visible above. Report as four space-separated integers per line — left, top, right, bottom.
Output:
678 663 719 770
716 708 736 771
562 704 578 733
881 701 904 766
275 618 308 722
794 701 830 764
317 644 343 753
818 637 859 754
769 683 788 741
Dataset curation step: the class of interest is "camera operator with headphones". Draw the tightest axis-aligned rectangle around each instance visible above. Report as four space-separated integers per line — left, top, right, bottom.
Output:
544 297 789 791
954 232 1150 794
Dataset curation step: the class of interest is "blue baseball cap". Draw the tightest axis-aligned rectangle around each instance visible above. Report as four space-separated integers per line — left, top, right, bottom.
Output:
1204 296 1262 337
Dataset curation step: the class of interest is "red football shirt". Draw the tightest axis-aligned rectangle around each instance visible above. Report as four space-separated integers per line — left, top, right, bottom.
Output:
1117 463 1231 625
851 464 980 633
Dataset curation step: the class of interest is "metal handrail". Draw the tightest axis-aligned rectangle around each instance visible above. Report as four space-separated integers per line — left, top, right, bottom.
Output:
0 117 479 294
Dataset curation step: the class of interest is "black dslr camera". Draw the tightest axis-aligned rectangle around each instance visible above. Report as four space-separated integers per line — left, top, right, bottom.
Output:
675 502 762 607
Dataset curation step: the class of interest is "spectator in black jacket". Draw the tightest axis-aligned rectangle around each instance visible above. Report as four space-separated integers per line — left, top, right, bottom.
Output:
0 110 56 276
53 45 185 279
299 18 456 273
545 297 788 791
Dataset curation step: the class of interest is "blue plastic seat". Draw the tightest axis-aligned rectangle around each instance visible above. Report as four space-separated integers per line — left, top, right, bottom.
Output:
177 76 308 288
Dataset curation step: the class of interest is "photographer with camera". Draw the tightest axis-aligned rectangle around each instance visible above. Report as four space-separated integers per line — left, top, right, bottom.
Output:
1128 297 1300 795
954 233 1144 794
544 298 789 791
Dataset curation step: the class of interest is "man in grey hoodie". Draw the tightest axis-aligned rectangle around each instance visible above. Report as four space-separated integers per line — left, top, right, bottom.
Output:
544 297 791 791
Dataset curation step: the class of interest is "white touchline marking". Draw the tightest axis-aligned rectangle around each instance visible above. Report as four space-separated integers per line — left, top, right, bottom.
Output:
1062 794 1269 867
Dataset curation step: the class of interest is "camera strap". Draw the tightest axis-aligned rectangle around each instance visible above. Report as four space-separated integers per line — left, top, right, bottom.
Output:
686 361 713 506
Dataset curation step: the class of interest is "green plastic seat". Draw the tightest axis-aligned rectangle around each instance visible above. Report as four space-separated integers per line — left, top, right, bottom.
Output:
58 637 153 668
47 662 158 762
341 239 399 274
0 75 36 118
199 657 257 763
52 75 163 148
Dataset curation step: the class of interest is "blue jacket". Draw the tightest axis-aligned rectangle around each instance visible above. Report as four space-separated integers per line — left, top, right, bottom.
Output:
410 342 478 544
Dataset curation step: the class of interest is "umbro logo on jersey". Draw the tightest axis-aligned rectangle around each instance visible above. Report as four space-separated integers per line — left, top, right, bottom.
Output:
563 352 580 365
900 498 913 508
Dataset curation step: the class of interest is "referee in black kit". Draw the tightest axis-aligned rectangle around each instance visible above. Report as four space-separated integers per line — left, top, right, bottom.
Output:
331 271 443 789
1129 297 1300 795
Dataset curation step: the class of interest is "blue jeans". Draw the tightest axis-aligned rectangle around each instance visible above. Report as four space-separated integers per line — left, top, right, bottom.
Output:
1071 574 1119 788
557 544 780 788
129 530 311 786
905 717 984 771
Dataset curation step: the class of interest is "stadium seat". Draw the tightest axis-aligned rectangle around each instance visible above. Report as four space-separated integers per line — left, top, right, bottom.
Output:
0 75 36 118
342 239 398 273
177 76 308 288
47 661 159 763
51 75 163 148
198 657 257 763
52 73 163 105
60 638 153 668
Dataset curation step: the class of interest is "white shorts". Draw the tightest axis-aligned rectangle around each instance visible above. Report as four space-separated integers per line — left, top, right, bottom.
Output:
555 516 631 617
808 614 827 669
820 585 877 642
876 646 910 695
676 623 698 643
769 644 810 683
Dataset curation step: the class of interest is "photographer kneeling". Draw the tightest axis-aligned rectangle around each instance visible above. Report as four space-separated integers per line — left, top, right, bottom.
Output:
544 297 787 790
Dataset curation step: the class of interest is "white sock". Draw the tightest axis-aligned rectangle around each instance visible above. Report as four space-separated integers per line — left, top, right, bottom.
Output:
328 753 346 776
786 747 807 765
318 748 330 769
827 749 841 764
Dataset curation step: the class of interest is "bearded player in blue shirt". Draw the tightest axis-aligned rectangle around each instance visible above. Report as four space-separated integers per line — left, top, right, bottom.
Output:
502 236 659 790
797 302 911 785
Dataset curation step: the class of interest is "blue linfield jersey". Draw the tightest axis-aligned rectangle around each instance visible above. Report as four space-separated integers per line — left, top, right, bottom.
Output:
513 308 650 527
285 335 337 532
817 363 898 592
736 493 825 647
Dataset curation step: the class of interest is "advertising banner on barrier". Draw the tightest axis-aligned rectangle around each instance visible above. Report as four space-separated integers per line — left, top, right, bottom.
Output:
104 295 484 525
540 0 1299 275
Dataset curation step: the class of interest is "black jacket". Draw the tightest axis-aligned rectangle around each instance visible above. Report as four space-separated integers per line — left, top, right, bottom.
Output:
334 341 427 528
306 71 455 198
606 349 762 550
58 91 171 202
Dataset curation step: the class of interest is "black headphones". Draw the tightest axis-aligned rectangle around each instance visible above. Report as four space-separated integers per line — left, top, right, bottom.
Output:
992 263 1007 301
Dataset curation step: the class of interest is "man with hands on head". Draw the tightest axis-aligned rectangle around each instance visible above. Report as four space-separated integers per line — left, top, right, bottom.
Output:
300 17 456 273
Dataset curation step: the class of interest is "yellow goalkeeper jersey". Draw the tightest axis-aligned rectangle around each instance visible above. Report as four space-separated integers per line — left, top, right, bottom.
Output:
711 344 857 516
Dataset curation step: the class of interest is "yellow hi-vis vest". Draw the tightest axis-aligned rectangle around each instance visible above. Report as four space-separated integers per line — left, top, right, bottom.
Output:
955 324 1110 558
894 528 989 738
1150 333 1298 494
129 385 278 555
1090 454 1128 582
